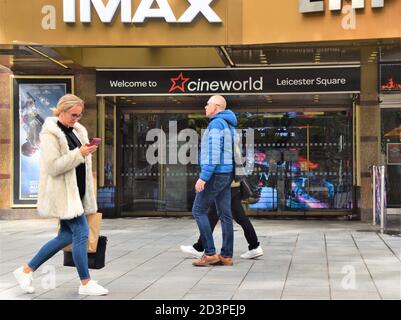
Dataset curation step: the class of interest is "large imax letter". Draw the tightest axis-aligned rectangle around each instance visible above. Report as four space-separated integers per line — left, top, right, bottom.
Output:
80 0 132 23
178 0 222 23
132 0 176 23
330 0 384 10
329 0 363 10
63 0 76 22
371 0 384 7
300 0 384 12
299 0 324 13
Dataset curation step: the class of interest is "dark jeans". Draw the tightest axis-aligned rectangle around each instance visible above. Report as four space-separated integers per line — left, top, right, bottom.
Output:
192 173 233 257
193 187 260 252
28 214 90 280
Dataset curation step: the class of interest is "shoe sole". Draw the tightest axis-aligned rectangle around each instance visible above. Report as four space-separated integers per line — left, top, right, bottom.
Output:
192 258 221 267
79 291 108 296
192 261 220 267
212 261 233 266
241 253 263 259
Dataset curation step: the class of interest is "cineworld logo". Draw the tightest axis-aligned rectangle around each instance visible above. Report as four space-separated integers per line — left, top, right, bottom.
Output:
62 0 222 24
299 0 385 13
169 73 264 93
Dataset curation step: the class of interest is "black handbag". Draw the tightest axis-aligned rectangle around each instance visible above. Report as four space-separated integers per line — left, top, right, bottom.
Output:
63 236 107 270
240 178 261 204
240 179 253 199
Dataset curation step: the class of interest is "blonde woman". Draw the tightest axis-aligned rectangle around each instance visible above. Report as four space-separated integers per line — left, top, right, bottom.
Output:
13 94 108 296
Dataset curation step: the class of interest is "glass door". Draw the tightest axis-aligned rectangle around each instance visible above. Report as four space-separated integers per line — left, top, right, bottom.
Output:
120 113 163 213
118 108 353 216
119 110 206 215
381 107 401 211
97 97 117 217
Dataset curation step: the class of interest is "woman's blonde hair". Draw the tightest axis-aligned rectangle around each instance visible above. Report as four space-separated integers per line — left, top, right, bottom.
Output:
51 94 84 116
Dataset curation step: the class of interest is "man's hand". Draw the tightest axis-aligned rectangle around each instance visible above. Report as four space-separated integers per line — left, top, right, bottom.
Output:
195 179 206 193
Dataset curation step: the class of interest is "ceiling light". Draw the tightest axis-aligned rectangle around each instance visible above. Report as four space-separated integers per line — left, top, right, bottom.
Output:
0 64 11 72
220 46 235 67
264 95 273 103
27 46 69 69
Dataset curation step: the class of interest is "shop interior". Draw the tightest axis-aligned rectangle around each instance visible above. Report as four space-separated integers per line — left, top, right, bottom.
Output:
97 93 356 217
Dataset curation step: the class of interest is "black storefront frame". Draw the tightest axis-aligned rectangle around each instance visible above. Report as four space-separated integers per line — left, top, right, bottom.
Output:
96 66 361 97
96 66 360 218
108 103 355 218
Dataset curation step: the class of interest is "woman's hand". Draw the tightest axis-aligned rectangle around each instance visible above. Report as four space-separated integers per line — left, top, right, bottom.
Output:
79 145 98 157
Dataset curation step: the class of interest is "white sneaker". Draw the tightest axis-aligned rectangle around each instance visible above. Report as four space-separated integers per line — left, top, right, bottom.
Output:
13 266 35 293
240 246 264 259
180 245 204 259
78 280 109 296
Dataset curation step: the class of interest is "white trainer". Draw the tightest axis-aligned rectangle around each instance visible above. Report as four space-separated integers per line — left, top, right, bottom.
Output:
180 245 204 259
240 246 264 259
78 280 109 296
13 266 35 294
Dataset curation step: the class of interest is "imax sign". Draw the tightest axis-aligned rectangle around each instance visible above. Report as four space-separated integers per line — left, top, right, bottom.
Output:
63 0 222 24
299 0 384 13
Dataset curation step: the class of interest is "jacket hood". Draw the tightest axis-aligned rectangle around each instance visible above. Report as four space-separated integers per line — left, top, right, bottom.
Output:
211 110 237 127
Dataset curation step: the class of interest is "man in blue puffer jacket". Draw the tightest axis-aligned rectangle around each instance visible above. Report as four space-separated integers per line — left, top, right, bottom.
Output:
192 95 237 267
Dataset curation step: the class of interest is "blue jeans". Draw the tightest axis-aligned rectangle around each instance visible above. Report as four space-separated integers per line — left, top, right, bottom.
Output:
28 214 90 280
192 173 233 257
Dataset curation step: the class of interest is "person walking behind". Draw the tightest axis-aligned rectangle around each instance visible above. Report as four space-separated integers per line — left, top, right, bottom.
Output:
181 183 263 260
191 95 236 267
13 94 108 296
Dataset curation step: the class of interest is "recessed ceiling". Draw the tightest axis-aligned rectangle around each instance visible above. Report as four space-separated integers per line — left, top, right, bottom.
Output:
112 94 354 110
1 41 400 71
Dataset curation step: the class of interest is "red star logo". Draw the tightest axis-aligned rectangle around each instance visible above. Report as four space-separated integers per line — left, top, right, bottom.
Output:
169 73 190 93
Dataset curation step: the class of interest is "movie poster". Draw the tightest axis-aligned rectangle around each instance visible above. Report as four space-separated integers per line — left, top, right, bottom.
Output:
13 77 73 205
387 143 401 165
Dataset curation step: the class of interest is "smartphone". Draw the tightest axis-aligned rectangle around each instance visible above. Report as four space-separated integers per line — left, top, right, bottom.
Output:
86 137 101 146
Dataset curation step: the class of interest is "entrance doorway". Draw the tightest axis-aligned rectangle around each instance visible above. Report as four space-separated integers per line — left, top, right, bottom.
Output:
116 100 353 217
119 111 205 214
381 105 401 212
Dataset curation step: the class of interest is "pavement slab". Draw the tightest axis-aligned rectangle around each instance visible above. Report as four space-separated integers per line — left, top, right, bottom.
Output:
1 217 400 300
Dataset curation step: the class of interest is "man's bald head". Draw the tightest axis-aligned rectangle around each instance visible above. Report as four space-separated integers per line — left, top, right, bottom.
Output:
205 95 227 117
208 95 227 111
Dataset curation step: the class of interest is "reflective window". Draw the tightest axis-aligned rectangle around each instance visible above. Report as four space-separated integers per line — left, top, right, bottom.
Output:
119 110 353 215
237 111 353 212
381 108 401 209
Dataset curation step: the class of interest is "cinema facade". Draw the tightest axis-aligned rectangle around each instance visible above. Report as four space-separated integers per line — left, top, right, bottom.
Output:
0 0 400 220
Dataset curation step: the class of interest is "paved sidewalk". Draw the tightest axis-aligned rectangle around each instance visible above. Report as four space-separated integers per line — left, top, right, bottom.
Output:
0 217 400 300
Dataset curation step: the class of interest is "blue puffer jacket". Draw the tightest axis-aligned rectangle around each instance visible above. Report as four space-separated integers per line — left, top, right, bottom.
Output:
200 110 237 181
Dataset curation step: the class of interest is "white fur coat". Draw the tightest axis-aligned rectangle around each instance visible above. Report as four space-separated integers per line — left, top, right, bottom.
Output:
37 117 98 219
